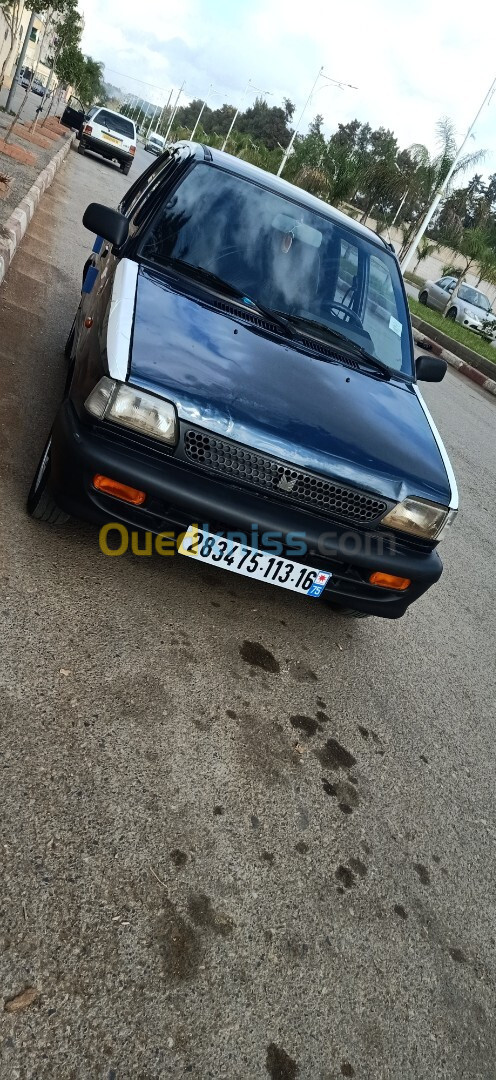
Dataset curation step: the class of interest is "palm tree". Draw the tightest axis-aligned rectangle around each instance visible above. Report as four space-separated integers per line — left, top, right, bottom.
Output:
398 118 486 259
413 236 439 276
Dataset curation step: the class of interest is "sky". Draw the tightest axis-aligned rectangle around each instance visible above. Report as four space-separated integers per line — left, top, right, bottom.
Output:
81 0 496 176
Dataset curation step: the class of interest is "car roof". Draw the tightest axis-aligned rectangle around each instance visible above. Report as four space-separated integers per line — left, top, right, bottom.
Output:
173 141 393 254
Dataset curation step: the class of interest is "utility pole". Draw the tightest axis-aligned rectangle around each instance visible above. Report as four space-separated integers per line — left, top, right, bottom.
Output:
5 10 36 112
400 76 496 272
277 67 358 177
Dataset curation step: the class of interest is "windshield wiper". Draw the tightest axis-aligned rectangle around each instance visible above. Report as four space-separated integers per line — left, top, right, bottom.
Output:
157 259 296 339
274 312 391 379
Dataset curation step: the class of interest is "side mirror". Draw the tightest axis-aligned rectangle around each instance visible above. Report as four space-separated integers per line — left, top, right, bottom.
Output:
82 203 129 248
416 354 447 383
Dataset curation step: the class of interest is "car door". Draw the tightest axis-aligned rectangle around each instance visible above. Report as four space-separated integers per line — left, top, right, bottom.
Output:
430 277 455 311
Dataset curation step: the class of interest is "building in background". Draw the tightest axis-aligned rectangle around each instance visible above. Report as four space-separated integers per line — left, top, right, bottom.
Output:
0 4 61 90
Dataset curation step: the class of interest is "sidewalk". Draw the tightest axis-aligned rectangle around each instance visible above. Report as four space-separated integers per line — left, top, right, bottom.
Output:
0 85 70 227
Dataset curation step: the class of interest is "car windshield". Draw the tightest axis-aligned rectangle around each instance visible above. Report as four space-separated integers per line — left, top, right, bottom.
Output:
458 285 491 312
94 110 135 139
141 162 412 374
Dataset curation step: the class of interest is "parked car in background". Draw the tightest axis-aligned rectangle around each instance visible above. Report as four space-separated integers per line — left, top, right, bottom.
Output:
145 131 166 155
419 277 496 337
27 142 457 620
31 79 45 96
78 108 137 175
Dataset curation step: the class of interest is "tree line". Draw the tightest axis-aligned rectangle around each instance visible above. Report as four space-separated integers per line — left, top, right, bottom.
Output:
151 100 495 286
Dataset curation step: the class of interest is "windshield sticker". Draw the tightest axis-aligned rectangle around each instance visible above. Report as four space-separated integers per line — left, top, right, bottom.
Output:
389 315 402 337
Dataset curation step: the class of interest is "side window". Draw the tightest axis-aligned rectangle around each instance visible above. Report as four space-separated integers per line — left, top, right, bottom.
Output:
363 254 404 370
369 255 396 315
119 153 177 224
336 239 358 303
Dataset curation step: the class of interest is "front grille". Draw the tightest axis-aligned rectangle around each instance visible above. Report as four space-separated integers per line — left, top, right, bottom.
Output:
183 429 387 525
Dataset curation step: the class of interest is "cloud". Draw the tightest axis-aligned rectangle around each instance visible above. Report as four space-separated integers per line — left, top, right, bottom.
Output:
80 0 496 172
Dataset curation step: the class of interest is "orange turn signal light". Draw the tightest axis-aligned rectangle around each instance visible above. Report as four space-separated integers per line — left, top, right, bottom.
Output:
369 571 411 591
93 474 146 505
130 145 136 156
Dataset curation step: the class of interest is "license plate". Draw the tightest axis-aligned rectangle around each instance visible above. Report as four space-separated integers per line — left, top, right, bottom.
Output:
102 133 121 145
178 525 331 597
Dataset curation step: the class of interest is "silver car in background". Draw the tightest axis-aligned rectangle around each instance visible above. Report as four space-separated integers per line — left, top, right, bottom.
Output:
419 276 496 337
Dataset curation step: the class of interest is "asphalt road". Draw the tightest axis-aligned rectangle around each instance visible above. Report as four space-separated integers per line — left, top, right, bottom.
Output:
1 144 495 1080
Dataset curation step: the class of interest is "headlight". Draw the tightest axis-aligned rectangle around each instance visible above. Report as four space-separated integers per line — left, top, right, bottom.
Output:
85 377 177 445
380 497 457 540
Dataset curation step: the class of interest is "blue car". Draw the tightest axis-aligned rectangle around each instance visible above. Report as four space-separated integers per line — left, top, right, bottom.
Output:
28 142 457 618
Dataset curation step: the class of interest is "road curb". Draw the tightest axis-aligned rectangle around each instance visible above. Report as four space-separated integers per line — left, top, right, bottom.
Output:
412 317 496 400
0 133 74 288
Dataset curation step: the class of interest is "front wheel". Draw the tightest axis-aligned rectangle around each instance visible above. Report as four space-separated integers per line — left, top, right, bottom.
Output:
418 291 428 305
446 307 457 321
27 435 69 524
326 602 371 619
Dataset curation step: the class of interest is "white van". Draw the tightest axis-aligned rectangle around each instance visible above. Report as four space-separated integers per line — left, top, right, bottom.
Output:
78 108 137 175
145 131 166 156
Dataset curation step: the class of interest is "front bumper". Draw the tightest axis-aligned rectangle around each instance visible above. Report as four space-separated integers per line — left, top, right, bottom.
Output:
50 401 443 618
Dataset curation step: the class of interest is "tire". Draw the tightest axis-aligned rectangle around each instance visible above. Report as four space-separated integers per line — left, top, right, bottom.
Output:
78 140 85 155
446 307 457 321
418 291 428 305
27 435 69 524
121 162 131 175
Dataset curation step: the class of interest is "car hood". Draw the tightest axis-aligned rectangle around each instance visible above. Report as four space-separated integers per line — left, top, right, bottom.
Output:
128 267 452 504
462 301 495 322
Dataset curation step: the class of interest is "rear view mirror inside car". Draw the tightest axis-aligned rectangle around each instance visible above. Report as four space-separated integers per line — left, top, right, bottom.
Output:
271 213 322 248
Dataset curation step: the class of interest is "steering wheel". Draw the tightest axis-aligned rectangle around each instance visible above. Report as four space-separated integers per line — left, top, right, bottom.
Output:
326 301 363 329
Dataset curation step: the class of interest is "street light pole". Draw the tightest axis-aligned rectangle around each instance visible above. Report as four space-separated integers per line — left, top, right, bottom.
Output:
146 102 159 140
221 79 272 152
276 67 358 178
191 84 213 140
156 88 173 136
164 81 185 141
136 99 147 131
400 75 496 272
391 188 409 228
